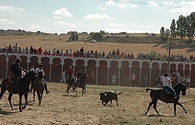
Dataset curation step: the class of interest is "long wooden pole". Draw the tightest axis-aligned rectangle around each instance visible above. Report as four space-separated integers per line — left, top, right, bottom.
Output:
168 36 172 73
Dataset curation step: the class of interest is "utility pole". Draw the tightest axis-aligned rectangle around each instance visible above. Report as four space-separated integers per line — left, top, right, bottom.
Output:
167 36 172 73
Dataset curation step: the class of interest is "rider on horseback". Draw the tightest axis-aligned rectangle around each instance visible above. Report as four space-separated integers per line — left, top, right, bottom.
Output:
35 64 50 94
66 66 74 79
161 73 176 101
75 69 84 86
10 58 23 93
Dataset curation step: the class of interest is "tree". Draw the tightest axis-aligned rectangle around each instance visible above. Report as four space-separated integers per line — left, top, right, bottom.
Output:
170 19 176 39
100 30 106 36
176 15 186 41
89 32 103 41
189 12 195 41
69 32 79 41
165 29 170 40
160 27 165 40
186 15 194 41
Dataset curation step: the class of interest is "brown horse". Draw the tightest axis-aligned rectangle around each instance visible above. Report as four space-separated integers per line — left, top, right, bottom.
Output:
66 72 75 94
145 83 188 116
72 73 88 96
0 70 36 112
32 72 44 105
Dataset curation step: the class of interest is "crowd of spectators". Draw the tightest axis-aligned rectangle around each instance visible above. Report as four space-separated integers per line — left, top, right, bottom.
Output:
0 43 194 62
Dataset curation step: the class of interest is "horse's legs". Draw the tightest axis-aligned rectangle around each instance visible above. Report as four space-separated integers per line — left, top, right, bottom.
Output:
19 94 23 112
66 85 70 94
39 93 43 105
37 92 41 105
8 93 14 110
174 103 177 116
176 102 187 113
33 88 35 102
0 87 6 100
145 101 154 115
22 94 28 109
82 88 84 96
153 101 160 115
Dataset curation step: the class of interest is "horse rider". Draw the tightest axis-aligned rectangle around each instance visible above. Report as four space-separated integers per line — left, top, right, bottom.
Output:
35 64 50 94
161 73 176 101
30 65 35 92
66 66 74 79
75 69 84 86
10 58 24 93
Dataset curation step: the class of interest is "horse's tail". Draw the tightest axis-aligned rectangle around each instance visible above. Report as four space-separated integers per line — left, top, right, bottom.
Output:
117 92 123 95
0 78 9 88
146 88 154 92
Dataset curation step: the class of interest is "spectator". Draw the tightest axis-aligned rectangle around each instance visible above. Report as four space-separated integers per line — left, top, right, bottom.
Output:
61 69 66 83
25 47 29 54
112 73 117 85
80 47 84 56
30 46 33 54
38 47 42 54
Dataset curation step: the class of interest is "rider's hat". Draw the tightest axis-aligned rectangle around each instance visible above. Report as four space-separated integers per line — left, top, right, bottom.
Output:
16 58 22 63
39 64 43 68
172 72 176 75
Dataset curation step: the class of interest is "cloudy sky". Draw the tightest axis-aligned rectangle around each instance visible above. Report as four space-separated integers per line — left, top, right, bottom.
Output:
0 0 195 33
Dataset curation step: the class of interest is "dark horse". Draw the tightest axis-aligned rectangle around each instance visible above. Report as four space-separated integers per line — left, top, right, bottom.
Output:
32 72 44 105
66 72 75 94
145 83 188 116
72 73 88 96
0 70 36 112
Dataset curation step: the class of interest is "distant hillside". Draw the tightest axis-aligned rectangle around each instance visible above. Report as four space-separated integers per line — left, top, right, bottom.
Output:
0 29 161 44
0 29 55 36
102 35 160 44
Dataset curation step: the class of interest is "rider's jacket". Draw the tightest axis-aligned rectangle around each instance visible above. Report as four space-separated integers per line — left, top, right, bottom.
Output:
68 69 74 75
35 68 44 73
77 72 83 79
10 63 22 77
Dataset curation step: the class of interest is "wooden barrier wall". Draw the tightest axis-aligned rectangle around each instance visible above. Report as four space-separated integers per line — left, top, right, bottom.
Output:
0 53 194 87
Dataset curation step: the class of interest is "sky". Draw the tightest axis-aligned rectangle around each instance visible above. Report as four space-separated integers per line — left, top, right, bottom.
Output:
0 0 195 34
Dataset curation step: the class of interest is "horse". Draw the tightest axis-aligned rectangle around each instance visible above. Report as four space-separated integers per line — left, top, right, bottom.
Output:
0 70 36 112
72 73 88 96
65 72 75 94
32 72 44 105
145 83 189 116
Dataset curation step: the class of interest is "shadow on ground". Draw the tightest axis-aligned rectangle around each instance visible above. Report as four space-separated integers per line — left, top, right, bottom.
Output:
153 41 195 53
0 108 17 115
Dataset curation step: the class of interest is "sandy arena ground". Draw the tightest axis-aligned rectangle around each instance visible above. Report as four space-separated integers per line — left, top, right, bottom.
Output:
0 83 195 125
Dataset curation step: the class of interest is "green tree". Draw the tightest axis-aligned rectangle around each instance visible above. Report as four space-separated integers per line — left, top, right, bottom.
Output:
89 32 103 41
100 30 106 36
160 27 165 40
185 15 194 41
189 12 195 41
170 19 176 39
176 15 186 41
165 29 170 40
69 32 79 41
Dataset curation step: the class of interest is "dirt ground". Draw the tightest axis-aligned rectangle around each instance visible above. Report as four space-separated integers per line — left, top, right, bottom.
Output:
0 83 195 125
0 36 194 57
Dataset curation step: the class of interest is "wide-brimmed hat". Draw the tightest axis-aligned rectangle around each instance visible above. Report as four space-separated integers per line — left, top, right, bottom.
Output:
15 58 22 63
